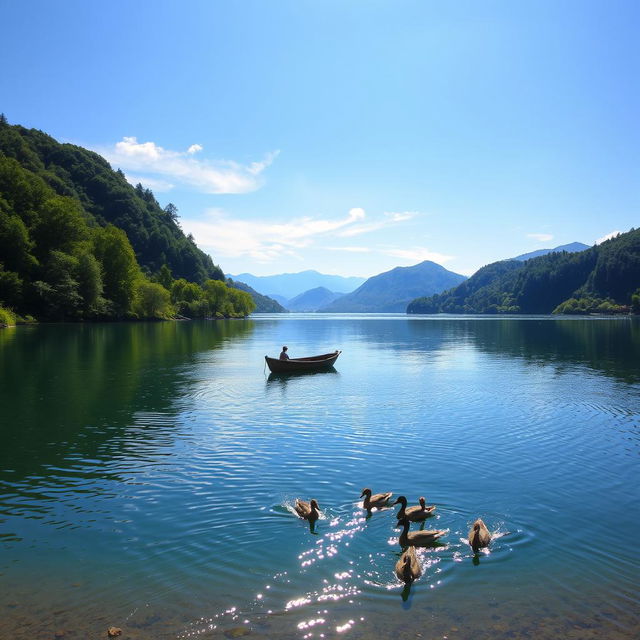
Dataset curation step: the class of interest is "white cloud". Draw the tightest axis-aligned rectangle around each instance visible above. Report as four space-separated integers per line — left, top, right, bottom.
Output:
527 233 554 243
596 230 621 244
123 174 175 192
338 210 418 237
181 207 368 262
327 246 372 253
96 136 278 194
385 211 418 222
382 247 455 264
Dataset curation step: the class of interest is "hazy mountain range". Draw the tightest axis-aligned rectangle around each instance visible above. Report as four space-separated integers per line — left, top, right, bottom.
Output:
227 270 366 299
319 261 467 312
232 242 593 313
513 242 590 261
286 287 343 312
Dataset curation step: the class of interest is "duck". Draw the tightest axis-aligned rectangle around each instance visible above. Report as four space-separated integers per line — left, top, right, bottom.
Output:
393 495 436 522
395 546 422 583
468 518 492 552
295 498 320 522
360 488 393 511
397 517 447 547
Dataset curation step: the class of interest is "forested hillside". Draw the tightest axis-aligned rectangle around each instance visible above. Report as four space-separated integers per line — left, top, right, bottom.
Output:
407 229 640 315
0 116 258 322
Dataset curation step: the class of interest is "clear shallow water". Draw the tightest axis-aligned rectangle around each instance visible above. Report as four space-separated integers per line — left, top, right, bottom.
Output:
0 316 639 639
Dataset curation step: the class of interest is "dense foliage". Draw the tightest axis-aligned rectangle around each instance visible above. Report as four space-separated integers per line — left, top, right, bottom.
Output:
407 229 640 314
0 116 256 321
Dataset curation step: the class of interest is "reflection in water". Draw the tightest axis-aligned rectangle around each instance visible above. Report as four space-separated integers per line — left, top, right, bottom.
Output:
0 316 638 640
267 368 339 383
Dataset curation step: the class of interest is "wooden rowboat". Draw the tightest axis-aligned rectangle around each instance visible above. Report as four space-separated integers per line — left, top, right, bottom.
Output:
265 351 341 373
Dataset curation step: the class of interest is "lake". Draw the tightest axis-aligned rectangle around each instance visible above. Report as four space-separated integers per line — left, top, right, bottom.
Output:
1 315 638 640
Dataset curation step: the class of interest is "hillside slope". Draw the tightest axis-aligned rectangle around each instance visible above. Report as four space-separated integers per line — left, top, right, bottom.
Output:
320 261 467 313
513 242 590 261
408 229 640 314
286 287 342 312
0 122 223 284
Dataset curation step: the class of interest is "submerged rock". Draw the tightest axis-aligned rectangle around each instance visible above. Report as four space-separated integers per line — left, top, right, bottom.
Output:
224 627 251 638
107 627 122 637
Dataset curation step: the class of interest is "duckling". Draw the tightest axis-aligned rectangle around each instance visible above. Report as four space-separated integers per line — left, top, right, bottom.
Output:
395 546 422 584
468 518 492 552
295 498 320 522
397 517 447 547
393 495 436 522
360 488 393 511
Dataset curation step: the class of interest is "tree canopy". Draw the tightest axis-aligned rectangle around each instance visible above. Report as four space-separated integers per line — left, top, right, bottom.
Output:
407 229 640 315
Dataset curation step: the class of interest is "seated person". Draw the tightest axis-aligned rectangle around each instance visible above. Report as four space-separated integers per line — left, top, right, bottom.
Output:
279 346 290 360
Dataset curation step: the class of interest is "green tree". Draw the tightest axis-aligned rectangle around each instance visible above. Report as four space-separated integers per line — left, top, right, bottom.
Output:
93 225 139 315
77 250 105 315
133 280 173 319
203 279 228 316
227 287 256 317
630 288 640 314
32 196 88 258
156 264 173 290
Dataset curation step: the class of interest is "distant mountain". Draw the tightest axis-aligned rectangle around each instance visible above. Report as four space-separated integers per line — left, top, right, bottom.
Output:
319 261 467 313
286 287 342 312
227 270 366 299
407 228 640 314
513 242 590 261
265 293 290 307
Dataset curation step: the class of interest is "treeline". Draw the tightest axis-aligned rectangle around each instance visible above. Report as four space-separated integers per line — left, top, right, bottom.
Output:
0 117 222 283
407 228 640 315
0 116 254 322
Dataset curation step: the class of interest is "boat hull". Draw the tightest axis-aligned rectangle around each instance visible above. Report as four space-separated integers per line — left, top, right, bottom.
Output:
265 351 341 373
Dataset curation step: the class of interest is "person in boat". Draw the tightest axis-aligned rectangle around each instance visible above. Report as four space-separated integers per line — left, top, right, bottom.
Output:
279 346 290 360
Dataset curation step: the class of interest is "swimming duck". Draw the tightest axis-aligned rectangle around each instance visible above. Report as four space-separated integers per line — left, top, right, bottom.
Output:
468 518 492 552
295 498 320 522
395 546 422 583
360 488 393 511
393 496 436 522
397 517 447 547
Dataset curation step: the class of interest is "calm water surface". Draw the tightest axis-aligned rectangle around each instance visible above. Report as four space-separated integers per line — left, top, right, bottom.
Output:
1 315 639 639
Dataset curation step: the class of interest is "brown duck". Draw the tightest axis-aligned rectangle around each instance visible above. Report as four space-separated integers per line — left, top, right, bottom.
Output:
468 518 492 552
360 488 393 511
393 495 436 522
397 517 447 547
395 546 422 583
294 498 320 523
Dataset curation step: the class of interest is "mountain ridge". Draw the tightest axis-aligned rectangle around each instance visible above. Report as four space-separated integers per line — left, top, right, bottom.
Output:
513 242 590 261
227 270 365 299
319 261 467 313
407 229 640 314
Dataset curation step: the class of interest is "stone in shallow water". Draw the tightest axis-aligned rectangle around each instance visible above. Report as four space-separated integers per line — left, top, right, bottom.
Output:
224 626 251 638
107 627 122 637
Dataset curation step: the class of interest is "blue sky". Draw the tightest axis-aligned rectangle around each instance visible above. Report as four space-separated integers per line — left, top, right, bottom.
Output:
2 0 638 277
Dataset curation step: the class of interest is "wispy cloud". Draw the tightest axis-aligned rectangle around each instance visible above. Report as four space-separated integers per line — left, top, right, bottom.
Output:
182 207 367 262
527 233 554 243
338 210 419 237
327 246 372 253
382 247 454 264
96 136 279 194
596 230 621 244
124 174 175 192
